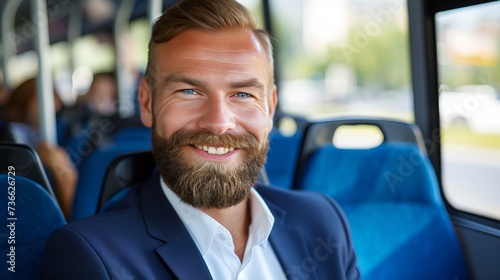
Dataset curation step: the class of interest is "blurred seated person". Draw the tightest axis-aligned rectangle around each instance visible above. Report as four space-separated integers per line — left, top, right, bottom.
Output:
76 72 118 118
3 78 77 219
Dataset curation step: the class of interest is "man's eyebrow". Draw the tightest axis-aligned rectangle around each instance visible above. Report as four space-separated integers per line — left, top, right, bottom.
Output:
160 74 206 89
161 75 266 91
229 78 265 91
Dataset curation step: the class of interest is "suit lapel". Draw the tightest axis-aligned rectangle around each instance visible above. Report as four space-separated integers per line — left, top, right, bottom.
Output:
262 192 311 277
139 173 213 280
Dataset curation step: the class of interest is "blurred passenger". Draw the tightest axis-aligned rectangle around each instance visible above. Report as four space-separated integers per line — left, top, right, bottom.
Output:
3 78 77 219
76 72 118 117
4 78 63 129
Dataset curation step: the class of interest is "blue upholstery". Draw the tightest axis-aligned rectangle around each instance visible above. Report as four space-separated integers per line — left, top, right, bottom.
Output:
265 129 303 189
0 175 66 280
64 116 149 166
71 139 151 221
99 187 133 213
295 142 470 279
97 150 156 213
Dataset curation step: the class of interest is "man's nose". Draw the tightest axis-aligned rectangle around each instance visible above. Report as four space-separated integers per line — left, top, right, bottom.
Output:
197 96 236 135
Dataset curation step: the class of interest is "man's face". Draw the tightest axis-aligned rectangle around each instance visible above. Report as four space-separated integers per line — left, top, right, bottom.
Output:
139 29 277 209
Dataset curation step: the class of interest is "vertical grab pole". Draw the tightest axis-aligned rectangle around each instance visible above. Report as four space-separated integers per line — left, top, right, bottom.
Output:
1 0 23 91
115 0 136 118
31 0 57 144
148 0 162 25
68 0 82 74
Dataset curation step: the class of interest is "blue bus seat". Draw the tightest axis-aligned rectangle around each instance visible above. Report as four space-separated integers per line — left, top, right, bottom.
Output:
97 150 156 213
294 117 469 279
0 143 66 279
265 115 308 189
266 129 302 188
71 139 151 221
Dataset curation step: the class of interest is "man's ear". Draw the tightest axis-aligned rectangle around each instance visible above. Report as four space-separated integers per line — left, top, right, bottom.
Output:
139 78 153 128
267 85 278 132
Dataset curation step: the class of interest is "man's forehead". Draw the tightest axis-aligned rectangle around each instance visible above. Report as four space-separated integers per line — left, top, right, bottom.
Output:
156 29 267 62
152 29 272 84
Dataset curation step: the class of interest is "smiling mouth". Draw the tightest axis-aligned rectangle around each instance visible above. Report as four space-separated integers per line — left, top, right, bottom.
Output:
195 145 235 155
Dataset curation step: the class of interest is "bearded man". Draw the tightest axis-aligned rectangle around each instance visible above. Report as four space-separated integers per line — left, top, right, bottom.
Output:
41 0 359 279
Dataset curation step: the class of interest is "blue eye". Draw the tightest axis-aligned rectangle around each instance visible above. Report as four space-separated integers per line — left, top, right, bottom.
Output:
235 92 251 98
181 89 197 95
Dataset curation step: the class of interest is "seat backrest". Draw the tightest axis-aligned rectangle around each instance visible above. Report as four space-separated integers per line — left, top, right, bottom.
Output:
265 115 308 188
0 142 54 196
98 150 156 212
296 142 441 204
294 117 440 203
296 117 426 174
71 140 151 221
265 129 303 188
0 176 65 279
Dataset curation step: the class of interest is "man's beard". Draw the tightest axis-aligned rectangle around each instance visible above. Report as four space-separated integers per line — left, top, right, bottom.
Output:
151 124 268 209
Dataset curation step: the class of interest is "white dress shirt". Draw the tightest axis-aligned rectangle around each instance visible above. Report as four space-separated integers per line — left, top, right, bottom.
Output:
160 179 287 280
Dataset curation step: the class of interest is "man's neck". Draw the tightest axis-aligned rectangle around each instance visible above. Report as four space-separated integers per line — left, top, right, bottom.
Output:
201 198 251 261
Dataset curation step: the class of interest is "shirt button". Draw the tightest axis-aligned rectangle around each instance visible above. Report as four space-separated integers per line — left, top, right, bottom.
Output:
218 233 226 241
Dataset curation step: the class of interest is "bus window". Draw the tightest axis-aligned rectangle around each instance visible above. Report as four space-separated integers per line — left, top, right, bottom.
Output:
269 0 412 122
436 1 500 221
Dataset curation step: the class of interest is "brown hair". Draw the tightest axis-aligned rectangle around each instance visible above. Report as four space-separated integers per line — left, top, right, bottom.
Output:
144 0 274 92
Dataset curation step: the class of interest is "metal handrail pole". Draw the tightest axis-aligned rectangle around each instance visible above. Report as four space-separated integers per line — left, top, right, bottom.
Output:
31 0 57 144
115 0 136 118
148 0 162 25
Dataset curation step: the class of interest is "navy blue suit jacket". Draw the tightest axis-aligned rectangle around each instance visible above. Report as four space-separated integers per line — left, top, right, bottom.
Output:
42 173 359 279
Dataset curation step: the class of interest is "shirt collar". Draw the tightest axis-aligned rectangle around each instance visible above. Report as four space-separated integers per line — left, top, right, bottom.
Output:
160 178 275 256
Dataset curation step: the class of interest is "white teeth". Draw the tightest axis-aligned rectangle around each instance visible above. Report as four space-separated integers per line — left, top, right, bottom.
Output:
195 145 234 155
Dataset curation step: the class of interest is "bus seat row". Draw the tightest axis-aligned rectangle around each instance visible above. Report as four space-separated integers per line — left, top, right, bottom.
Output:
293 118 470 279
0 143 66 280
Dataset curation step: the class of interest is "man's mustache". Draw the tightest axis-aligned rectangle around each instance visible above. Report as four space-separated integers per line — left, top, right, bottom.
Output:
166 129 260 150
